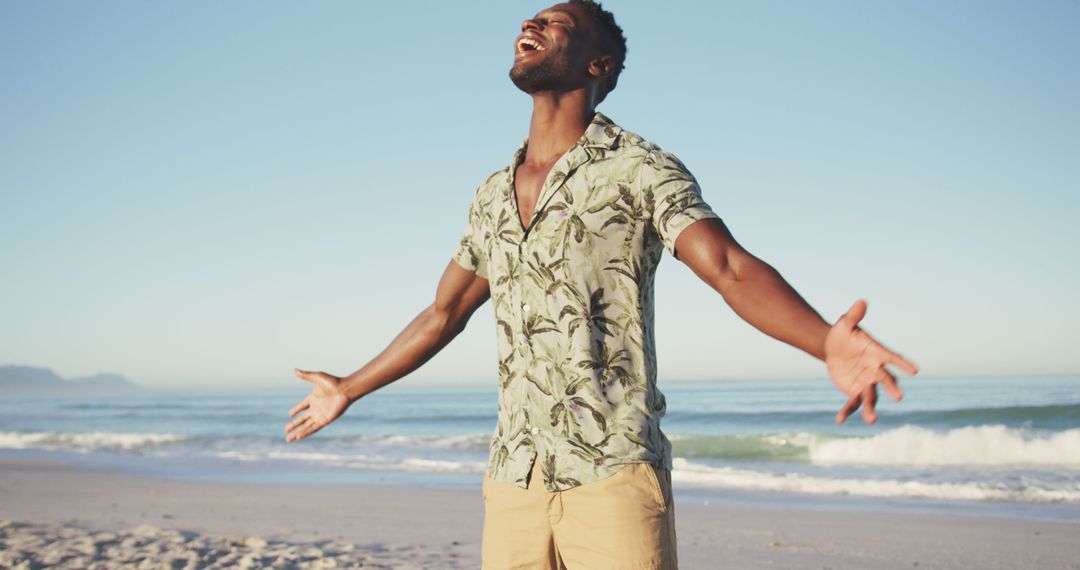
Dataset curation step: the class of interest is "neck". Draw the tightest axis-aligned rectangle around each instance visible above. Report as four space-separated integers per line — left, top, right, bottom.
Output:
524 89 595 165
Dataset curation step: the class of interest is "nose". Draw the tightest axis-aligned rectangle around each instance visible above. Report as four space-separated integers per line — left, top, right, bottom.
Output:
521 18 541 33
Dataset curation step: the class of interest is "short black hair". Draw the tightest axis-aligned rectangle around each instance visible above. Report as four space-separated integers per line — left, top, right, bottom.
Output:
569 0 627 101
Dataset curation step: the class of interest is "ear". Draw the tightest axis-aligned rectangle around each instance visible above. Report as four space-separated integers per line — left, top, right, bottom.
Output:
587 55 615 80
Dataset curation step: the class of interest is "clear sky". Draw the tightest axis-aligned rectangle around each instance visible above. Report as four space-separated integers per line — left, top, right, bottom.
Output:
1 1 1077 391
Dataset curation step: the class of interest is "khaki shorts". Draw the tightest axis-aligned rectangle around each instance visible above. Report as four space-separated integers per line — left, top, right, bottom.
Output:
481 458 677 569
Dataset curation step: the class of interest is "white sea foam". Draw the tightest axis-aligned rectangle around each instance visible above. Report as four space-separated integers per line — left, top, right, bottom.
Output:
0 431 191 452
277 455 486 474
367 434 491 449
808 426 1080 466
209 448 486 474
209 450 370 464
213 450 260 462
396 458 488 473
264 450 369 463
671 458 1080 503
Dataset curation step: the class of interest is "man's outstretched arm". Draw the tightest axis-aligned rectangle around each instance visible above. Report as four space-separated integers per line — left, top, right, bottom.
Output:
672 218 918 424
285 260 490 442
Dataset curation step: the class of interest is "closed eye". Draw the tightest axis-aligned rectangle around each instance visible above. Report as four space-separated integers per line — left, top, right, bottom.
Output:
532 10 576 30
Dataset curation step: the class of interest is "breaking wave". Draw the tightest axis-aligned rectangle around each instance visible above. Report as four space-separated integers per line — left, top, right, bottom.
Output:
671 458 1080 503
0 431 193 452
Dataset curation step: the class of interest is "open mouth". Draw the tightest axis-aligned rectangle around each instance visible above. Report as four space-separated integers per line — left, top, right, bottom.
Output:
515 36 547 55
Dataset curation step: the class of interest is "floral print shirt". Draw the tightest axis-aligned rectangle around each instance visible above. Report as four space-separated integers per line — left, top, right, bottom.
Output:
453 112 721 491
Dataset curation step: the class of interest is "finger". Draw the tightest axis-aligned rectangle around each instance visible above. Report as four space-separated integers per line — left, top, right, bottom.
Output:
886 352 919 375
289 398 310 417
286 427 308 443
878 368 903 401
285 415 309 435
836 392 861 424
860 385 878 424
294 368 315 383
290 421 323 443
285 413 311 433
285 417 317 442
834 299 868 331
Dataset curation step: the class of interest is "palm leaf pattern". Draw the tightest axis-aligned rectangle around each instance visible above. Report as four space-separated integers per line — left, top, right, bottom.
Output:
450 113 721 491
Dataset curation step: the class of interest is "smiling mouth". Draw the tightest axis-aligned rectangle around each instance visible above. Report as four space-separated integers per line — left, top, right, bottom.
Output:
516 37 547 55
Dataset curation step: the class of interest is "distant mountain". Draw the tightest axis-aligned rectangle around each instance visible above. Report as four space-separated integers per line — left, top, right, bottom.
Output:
0 365 141 394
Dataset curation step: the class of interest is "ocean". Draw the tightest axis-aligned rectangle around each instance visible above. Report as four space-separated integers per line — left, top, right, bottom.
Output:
2 375 1078 522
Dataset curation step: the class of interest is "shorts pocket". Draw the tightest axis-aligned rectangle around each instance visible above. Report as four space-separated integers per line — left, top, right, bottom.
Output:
640 463 668 513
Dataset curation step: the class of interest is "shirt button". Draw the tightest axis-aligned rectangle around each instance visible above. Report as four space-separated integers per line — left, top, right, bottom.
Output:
522 303 531 313
531 427 540 435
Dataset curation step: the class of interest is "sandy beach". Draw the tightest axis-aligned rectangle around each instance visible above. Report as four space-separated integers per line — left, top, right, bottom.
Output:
0 456 1076 569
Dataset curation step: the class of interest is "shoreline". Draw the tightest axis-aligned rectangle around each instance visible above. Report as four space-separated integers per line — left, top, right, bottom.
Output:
6 447 1079 525
2 455 1079 569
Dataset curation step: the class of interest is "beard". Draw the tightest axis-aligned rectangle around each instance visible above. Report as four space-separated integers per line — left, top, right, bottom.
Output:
509 55 573 93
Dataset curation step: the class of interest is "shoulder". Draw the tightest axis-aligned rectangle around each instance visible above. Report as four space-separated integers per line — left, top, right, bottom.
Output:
611 125 654 161
612 126 694 178
481 165 511 187
467 165 510 204
611 127 695 187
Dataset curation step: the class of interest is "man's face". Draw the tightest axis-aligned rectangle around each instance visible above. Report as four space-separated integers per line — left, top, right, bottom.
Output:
510 3 600 94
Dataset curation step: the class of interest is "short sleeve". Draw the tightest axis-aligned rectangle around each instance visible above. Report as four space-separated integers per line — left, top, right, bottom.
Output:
640 150 722 256
451 187 489 279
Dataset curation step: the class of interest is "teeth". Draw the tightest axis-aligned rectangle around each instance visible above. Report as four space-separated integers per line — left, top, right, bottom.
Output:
517 38 545 53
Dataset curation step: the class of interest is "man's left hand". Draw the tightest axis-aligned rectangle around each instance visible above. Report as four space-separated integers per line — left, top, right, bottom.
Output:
825 299 919 424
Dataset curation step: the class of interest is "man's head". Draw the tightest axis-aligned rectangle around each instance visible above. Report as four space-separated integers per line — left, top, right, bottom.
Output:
510 1 627 105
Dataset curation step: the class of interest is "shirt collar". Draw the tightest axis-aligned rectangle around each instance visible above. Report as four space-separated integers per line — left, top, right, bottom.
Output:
583 112 622 150
507 112 623 178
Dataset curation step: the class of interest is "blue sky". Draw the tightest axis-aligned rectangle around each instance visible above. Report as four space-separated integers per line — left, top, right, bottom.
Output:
1 1 1077 391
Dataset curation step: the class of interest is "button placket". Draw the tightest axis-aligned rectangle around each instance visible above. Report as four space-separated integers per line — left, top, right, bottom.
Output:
514 237 527 356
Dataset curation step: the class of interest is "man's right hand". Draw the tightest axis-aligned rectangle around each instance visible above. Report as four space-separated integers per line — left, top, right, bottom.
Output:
285 368 352 443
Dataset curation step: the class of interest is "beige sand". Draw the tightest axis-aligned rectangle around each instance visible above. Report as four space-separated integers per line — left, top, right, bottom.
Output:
1 456 1077 569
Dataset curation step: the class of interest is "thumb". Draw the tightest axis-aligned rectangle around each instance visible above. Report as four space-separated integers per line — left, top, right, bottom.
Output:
835 299 867 331
294 368 315 383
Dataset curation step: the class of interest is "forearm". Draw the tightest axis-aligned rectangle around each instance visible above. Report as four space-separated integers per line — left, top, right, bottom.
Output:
339 305 467 402
714 254 831 361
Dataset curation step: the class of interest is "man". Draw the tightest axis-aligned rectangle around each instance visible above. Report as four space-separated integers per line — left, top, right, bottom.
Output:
284 1 919 568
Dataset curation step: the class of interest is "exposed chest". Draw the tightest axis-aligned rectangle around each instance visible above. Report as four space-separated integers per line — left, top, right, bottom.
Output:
513 161 557 231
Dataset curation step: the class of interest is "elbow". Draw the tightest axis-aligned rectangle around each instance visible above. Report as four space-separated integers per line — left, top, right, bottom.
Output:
694 248 738 296
425 302 467 339
707 248 763 297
